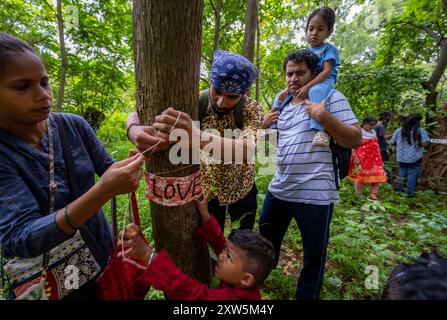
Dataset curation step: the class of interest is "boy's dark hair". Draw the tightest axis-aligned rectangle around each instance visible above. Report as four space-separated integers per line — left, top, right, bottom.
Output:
0 33 35 77
283 49 319 75
362 116 377 126
228 229 275 285
383 252 447 300
305 6 336 32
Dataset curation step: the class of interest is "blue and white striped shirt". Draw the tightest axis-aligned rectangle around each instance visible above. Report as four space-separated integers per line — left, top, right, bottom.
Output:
269 91 358 205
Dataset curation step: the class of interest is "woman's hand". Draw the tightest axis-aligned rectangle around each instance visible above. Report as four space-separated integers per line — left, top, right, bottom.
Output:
117 223 152 264
97 154 144 198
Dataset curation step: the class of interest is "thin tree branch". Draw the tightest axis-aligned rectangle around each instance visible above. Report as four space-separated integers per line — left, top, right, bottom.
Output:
394 20 443 43
209 0 217 15
41 0 58 16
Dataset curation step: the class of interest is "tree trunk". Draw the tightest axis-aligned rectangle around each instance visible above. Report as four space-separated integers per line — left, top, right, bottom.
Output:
421 103 447 192
422 38 447 122
213 0 222 53
56 0 67 112
242 0 258 62
132 0 211 285
255 15 260 102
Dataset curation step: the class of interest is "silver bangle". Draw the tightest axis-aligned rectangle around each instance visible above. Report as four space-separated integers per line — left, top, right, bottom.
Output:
147 251 156 266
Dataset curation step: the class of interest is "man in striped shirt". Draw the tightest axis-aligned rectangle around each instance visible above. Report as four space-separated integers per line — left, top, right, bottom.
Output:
259 49 361 300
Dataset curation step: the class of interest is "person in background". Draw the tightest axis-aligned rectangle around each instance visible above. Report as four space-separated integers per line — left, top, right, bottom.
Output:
390 113 430 197
374 111 393 162
349 116 387 201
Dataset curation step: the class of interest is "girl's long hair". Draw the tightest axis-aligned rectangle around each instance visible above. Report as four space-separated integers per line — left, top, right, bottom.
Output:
401 113 423 146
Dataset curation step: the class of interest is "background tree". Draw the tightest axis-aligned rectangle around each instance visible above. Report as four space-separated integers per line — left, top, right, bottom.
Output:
132 0 211 284
242 0 258 62
377 0 447 121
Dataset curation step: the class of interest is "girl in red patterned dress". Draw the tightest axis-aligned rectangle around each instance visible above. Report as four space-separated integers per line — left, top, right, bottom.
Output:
349 116 387 201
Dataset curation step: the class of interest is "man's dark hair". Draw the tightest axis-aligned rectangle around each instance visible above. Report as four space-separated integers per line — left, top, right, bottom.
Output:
383 252 447 300
305 6 336 32
379 111 393 121
0 33 36 77
283 49 319 75
228 229 275 285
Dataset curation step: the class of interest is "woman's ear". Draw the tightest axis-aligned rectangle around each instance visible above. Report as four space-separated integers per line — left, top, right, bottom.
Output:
240 272 255 288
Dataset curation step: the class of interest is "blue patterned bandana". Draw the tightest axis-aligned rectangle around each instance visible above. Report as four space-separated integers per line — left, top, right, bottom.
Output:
210 50 258 95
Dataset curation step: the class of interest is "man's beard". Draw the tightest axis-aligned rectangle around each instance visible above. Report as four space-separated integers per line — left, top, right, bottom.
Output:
211 102 233 118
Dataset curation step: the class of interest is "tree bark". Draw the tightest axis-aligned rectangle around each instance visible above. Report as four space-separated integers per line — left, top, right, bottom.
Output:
422 38 447 120
133 0 211 284
421 103 447 192
242 0 258 62
255 15 260 102
56 0 67 113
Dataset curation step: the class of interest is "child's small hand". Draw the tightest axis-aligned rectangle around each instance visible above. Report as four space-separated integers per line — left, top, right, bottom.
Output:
261 106 280 129
278 89 289 103
195 193 211 223
296 85 310 100
117 223 151 263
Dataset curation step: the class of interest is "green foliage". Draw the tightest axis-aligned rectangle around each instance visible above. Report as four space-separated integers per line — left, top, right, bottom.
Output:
337 63 427 118
377 0 446 66
0 0 135 122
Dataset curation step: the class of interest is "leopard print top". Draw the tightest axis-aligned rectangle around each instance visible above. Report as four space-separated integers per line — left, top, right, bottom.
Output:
200 96 264 205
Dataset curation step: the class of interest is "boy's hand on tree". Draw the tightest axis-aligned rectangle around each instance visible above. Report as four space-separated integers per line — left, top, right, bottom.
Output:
195 193 211 223
117 223 152 263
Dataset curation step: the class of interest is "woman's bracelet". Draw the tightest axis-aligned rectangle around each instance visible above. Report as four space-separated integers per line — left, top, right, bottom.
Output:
64 205 79 231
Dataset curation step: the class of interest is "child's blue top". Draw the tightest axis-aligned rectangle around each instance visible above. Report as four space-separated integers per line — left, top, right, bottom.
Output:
309 42 341 83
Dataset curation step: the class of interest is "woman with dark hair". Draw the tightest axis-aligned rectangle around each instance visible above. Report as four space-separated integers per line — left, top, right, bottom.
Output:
391 113 430 197
0 33 143 299
349 116 387 200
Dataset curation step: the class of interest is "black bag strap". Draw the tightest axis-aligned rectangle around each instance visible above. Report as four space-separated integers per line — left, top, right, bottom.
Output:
326 91 340 190
198 89 246 129
53 113 107 265
330 138 340 190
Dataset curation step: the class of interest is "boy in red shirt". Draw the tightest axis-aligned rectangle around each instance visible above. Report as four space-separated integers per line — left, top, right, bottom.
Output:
118 195 275 300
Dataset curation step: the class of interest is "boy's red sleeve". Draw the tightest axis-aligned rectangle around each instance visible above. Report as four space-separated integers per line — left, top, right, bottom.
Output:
193 215 226 255
137 249 234 300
